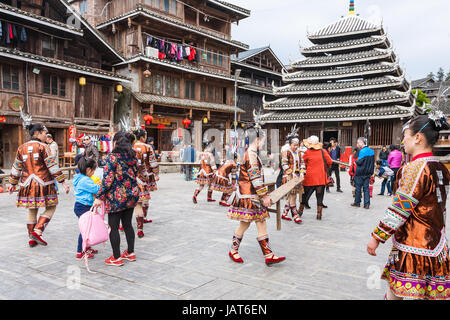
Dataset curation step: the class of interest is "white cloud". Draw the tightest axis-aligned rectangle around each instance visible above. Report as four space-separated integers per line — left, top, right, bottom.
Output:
229 0 450 79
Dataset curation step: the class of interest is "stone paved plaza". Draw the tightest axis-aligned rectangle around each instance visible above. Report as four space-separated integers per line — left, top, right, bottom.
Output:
0 169 433 300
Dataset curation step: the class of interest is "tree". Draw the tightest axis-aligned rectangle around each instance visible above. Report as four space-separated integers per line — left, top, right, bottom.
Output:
437 67 445 82
412 89 431 107
427 72 435 81
446 70 450 81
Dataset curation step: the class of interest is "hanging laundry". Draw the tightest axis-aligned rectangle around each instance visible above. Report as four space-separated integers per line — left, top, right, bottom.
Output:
158 52 166 60
159 40 165 52
146 36 153 47
20 26 27 42
188 47 196 61
184 46 190 59
0 21 3 38
177 45 183 61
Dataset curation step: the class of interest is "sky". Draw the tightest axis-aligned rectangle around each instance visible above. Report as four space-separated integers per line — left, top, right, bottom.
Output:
228 0 450 81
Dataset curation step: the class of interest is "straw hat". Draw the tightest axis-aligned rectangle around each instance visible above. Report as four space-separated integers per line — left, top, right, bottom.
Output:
303 135 323 150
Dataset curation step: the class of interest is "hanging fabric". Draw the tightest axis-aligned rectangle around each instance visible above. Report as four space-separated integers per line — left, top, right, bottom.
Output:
20 26 27 42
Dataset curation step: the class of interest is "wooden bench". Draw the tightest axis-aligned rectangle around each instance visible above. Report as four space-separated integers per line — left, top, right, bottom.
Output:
265 182 282 231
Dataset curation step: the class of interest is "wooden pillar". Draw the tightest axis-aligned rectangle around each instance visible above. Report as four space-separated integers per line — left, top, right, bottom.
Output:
194 120 202 155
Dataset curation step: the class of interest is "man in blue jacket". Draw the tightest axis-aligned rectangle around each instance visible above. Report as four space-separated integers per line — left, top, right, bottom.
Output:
182 143 196 181
351 137 374 209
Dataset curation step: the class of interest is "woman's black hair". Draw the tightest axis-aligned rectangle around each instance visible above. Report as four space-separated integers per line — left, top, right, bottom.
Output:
112 131 136 157
77 157 97 175
25 123 46 137
133 129 147 140
407 115 450 146
376 160 382 166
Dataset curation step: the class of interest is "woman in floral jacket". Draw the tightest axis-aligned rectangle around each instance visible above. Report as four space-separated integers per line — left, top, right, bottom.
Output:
93 131 140 267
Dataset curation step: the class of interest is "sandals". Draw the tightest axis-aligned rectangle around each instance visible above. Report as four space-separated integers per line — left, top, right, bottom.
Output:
228 251 244 263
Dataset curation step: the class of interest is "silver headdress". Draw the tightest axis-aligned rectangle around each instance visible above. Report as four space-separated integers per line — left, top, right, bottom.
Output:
19 107 33 128
119 115 132 132
286 124 300 143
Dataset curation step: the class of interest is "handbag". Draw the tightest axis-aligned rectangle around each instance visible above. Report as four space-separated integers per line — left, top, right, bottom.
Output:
78 203 110 273
321 149 334 187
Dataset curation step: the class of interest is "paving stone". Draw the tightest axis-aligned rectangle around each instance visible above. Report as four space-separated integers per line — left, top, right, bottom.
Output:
0 169 445 299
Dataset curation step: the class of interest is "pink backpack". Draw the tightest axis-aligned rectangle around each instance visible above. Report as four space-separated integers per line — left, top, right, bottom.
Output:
78 203 110 273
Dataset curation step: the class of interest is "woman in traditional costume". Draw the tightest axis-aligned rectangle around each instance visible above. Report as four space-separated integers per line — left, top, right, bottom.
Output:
367 112 450 300
8 119 69 247
210 153 238 207
132 129 153 237
227 111 286 266
193 142 217 203
281 125 305 224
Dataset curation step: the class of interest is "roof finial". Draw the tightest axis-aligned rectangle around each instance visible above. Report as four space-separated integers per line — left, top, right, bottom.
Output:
349 0 355 15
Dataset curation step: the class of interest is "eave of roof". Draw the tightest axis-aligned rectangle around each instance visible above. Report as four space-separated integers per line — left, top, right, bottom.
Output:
60 0 126 63
231 60 283 77
96 5 249 51
260 105 414 123
263 90 412 110
115 54 250 84
301 36 388 55
292 48 394 69
207 0 250 18
307 15 383 41
274 75 406 95
132 92 245 113
0 2 83 36
0 46 130 82
283 62 399 82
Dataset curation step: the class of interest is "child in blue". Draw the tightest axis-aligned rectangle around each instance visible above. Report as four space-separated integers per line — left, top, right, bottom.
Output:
375 160 394 196
73 157 100 259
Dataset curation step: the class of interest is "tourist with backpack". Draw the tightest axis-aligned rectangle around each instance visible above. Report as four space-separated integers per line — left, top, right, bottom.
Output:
375 160 393 196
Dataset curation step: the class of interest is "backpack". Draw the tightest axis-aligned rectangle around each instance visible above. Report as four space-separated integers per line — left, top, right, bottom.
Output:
78 203 110 273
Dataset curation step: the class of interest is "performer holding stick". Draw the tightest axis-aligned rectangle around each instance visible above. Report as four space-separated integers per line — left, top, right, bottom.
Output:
227 110 286 266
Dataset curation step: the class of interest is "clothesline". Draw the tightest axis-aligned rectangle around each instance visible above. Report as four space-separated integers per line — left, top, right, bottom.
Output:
0 18 73 41
142 31 231 59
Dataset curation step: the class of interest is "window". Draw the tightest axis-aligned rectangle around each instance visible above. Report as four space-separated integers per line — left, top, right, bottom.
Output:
218 52 223 67
42 36 56 58
153 0 160 9
154 74 163 95
207 50 212 64
173 78 180 97
163 0 169 12
79 0 87 14
185 80 195 99
213 50 218 65
170 0 176 14
42 73 66 97
200 84 206 101
2 65 19 91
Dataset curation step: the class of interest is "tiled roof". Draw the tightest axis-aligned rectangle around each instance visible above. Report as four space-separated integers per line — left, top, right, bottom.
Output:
207 0 250 16
0 46 129 82
308 15 382 40
283 62 399 82
260 105 414 123
274 76 406 95
239 84 275 95
301 36 388 55
292 48 394 68
0 2 83 35
263 90 411 110
117 53 250 84
96 5 249 50
132 92 245 113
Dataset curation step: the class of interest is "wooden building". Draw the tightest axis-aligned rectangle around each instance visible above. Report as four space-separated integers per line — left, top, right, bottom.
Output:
231 46 283 122
261 2 418 150
0 0 128 168
412 77 450 116
74 0 251 155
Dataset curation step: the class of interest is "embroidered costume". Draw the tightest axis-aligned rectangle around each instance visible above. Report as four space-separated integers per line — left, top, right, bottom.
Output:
371 153 450 300
210 160 237 206
195 152 216 185
10 140 65 208
145 143 159 192
193 151 217 203
9 139 65 246
227 149 269 222
281 148 305 222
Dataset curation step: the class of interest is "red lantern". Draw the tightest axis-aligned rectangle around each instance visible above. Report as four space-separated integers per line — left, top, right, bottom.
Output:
157 124 165 129
182 118 191 128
